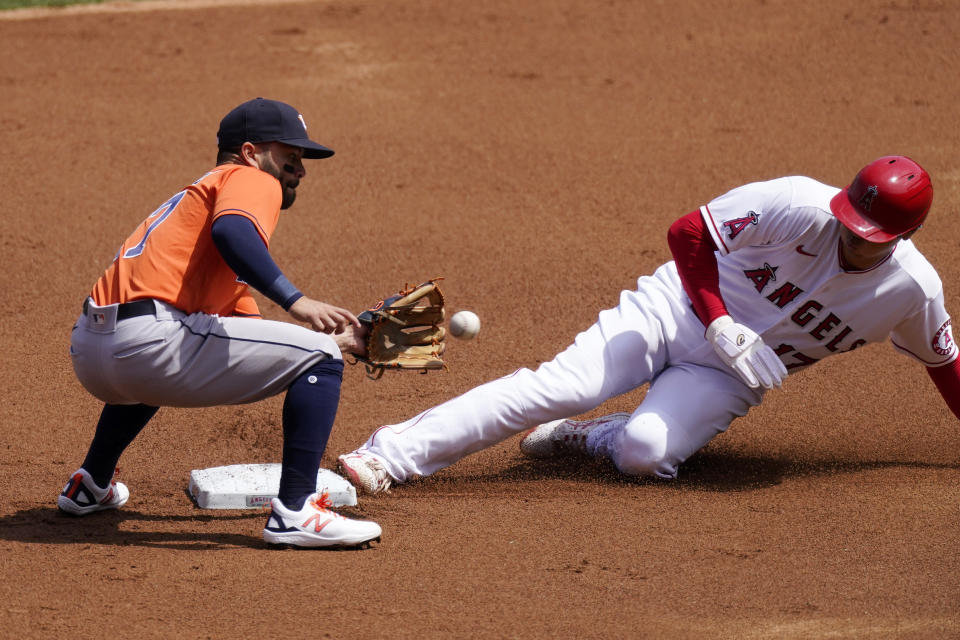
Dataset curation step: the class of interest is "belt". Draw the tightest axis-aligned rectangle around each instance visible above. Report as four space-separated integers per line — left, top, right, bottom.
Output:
82 298 157 320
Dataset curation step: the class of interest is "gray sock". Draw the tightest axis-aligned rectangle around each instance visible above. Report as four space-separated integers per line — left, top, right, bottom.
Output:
585 419 627 458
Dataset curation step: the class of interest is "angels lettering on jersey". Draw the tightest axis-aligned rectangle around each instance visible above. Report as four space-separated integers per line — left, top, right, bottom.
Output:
700 175 957 373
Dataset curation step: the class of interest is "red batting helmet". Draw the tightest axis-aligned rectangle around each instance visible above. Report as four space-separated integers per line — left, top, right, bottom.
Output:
829 156 933 242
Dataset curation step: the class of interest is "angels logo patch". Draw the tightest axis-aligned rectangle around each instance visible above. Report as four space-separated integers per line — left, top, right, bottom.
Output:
722 211 760 240
932 319 956 357
858 185 879 212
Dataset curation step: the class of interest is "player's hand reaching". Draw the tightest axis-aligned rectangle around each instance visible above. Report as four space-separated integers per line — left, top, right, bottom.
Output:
333 323 369 358
288 296 361 334
706 315 787 390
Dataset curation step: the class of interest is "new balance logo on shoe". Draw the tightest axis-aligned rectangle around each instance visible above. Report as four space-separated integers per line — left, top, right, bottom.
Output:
262 491 381 549
302 513 334 533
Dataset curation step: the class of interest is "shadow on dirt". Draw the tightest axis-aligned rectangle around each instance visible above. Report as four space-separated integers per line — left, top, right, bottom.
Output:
5 453 954 548
411 449 958 495
0 506 267 550
0 489 383 550
0 504 382 551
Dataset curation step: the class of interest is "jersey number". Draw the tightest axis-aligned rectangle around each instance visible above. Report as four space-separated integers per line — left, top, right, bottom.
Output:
122 190 187 259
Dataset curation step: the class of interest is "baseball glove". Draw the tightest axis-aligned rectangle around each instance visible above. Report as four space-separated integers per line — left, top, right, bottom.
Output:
354 278 446 379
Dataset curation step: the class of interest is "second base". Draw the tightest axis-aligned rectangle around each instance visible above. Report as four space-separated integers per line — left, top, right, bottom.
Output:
188 464 358 509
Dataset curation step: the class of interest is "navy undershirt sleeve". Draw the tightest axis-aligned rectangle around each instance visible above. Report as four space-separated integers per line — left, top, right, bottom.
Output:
211 214 303 310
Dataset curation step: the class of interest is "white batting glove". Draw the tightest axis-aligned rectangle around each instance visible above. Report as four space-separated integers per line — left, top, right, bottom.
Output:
705 315 787 390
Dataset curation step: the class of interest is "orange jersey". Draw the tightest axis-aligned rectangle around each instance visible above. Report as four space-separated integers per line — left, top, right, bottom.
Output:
92 165 283 316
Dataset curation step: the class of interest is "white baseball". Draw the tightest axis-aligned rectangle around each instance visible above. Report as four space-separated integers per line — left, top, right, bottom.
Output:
449 310 481 340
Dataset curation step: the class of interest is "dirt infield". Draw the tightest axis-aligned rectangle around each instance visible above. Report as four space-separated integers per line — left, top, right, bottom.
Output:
1 0 958 637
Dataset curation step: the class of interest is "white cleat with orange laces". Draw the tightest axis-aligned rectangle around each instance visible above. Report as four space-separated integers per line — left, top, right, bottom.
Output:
263 491 382 549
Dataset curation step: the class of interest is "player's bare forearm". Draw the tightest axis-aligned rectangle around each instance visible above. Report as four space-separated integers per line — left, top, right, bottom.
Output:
334 324 368 358
288 296 361 334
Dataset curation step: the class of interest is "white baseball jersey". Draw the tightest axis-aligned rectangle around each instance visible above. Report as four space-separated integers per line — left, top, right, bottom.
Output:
703 176 956 369
353 176 956 483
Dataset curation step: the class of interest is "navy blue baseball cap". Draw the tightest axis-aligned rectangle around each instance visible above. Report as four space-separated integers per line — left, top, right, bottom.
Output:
217 98 334 159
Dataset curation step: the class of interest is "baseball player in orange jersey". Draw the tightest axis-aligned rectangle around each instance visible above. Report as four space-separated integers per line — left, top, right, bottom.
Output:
338 156 960 494
60 98 381 549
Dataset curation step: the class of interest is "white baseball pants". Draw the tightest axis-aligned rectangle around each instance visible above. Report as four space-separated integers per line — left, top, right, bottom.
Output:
360 265 765 480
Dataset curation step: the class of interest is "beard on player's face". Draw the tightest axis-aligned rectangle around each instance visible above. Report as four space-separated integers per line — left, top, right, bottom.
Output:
256 152 299 210
280 183 297 209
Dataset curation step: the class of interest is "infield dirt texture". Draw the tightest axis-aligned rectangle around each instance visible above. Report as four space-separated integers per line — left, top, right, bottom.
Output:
1 1 958 638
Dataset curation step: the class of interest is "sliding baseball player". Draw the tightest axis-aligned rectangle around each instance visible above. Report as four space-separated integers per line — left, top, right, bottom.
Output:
337 155 959 492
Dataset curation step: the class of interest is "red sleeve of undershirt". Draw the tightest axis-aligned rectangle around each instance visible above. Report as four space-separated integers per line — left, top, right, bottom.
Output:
926 358 960 420
667 210 729 328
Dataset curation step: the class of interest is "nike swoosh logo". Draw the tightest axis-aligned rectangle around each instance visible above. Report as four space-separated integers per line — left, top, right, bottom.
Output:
795 245 817 256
